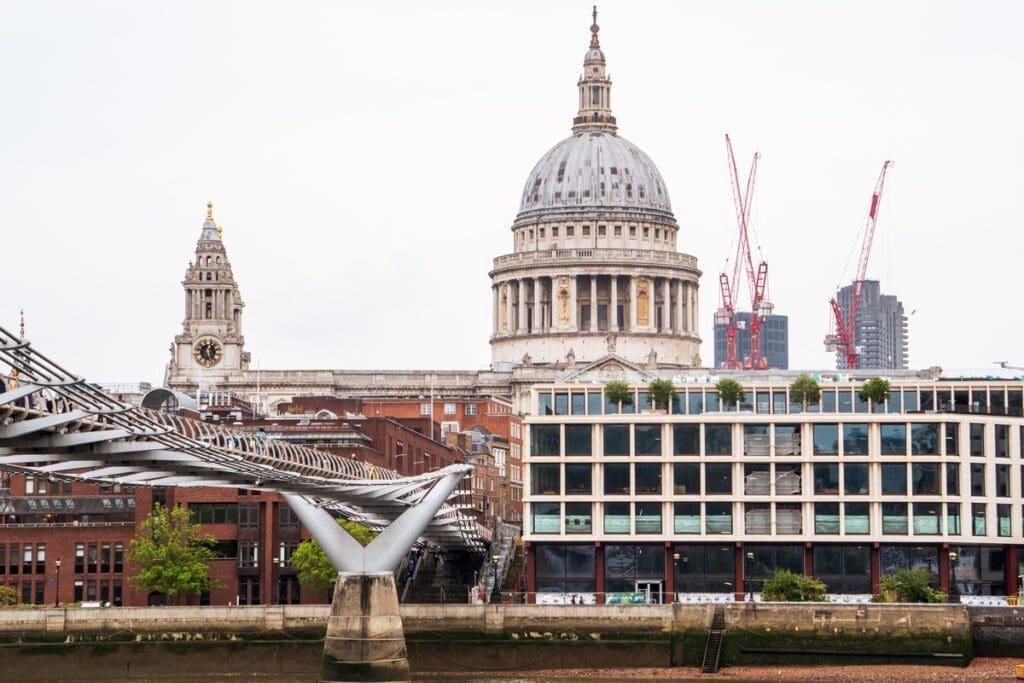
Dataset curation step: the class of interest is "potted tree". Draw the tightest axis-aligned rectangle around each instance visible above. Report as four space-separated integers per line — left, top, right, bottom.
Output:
788 374 821 413
647 378 676 413
715 378 744 412
604 380 633 414
860 376 891 412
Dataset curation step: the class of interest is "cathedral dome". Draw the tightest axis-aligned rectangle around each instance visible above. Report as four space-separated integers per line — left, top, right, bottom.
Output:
518 131 672 216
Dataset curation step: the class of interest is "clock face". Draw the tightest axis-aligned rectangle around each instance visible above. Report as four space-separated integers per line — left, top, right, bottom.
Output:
193 339 223 368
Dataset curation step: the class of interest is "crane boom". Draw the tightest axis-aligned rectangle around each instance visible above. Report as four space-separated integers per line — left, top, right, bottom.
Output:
826 160 894 369
719 134 769 370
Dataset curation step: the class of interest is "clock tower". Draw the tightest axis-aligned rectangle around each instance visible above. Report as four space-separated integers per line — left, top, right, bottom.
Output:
166 201 250 390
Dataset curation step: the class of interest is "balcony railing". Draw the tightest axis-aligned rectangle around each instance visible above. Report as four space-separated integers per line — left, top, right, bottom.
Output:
492 248 698 270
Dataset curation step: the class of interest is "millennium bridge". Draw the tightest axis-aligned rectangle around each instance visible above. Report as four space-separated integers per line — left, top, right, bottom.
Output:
0 324 483 681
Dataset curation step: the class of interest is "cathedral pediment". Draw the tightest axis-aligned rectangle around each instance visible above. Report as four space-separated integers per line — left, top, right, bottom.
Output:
558 354 657 383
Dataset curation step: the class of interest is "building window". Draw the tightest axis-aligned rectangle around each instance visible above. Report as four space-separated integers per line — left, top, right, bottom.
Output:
673 424 699 455
239 541 259 568
564 503 592 534
845 503 870 534
239 504 259 529
881 424 906 455
634 463 661 494
673 502 700 533
465 404 477 416
531 464 560 495
565 425 592 456
813 424 838 455
970 423 985 456
564 463 592 495
972 503 986 536
882 503 908 534
279 506 299 530
705 502 732 534
913 502 940 534
443 403 456 415
881 463 906 494
604 502 630 533
603 424 630 456
673 463 699 495
604 463 630 495
705 463 732 495
970 463 985 496
814 503 839 534
635 501 662 533
844 463 869 494
532 425 560 456
420 403 431 415
705 425 732 455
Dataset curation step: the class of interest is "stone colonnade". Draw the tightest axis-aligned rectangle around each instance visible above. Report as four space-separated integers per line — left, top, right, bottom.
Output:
493 273 697 337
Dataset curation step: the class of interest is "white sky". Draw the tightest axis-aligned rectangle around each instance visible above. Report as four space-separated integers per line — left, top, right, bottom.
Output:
2 1 1022 386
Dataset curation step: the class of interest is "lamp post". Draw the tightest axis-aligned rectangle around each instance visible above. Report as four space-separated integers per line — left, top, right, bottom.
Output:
490 554 501 604
948 551 959 603
745 551 754 602
54 559 61 608
672 552 680 603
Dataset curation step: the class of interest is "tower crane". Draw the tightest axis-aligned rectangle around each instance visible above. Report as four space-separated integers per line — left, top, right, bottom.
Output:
825 160 894 369
716 134 771 370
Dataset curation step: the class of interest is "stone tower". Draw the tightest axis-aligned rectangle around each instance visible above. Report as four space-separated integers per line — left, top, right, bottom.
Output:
489 9 702 369
166 202 250 389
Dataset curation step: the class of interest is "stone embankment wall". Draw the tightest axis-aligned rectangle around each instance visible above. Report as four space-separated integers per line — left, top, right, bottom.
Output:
0 602 978 678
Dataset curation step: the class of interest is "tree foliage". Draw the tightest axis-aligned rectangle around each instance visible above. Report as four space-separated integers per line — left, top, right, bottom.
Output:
715 378 745 410
878 568 944 603
860 377 891 410
647 378 676 409
127 503 218 601
0 585 18 607
604 380 633 407
789 374 821 408
289 518 379 593
760 569 827 602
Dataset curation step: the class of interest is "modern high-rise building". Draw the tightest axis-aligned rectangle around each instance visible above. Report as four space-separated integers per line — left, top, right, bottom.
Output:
713 312 789 369
835 280 908 370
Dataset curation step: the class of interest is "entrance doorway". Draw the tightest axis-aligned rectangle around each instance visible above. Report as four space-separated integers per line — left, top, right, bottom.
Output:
635 580 663 604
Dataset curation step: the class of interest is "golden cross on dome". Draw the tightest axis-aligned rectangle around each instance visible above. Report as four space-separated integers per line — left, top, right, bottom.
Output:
590 6 600 48
206 200 214 220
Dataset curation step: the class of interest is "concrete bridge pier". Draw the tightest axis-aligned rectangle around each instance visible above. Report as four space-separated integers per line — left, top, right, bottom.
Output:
320 572 409 683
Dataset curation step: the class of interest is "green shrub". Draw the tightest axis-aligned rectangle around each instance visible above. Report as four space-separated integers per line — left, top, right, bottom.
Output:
647 378 676 409
604 380 633 407
859 377 891 410
789 374 821 408
878 568 944 603
715 378 744 410
760 569 827 602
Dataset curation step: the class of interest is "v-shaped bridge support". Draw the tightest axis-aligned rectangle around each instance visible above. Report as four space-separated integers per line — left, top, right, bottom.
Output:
281 467 466 573
283 469 469 683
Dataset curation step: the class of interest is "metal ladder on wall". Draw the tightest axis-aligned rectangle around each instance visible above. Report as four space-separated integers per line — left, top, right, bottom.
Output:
700 605 726 674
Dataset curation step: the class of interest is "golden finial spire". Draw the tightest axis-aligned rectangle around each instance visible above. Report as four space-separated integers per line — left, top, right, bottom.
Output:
206 200 214 220
590 5 600 48
19 309 24 339
217 223 223 241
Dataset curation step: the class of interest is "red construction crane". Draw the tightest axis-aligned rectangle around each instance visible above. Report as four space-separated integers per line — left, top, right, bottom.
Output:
825 160 894 369
716 134 771 370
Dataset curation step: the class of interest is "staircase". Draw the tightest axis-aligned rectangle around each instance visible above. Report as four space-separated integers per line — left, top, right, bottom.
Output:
403 550 475 604
700 605 726 674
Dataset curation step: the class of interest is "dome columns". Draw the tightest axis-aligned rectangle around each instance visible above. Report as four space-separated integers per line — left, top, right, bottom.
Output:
491 271 699 341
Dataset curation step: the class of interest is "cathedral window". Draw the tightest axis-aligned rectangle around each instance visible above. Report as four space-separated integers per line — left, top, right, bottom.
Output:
655 229 662 239
539 228 545 238
566 226 574 236
614 226 621 236
206 272 212 281
630 226 636 237
552 227 559 237
528 229 534 239
206 256 212 266
643 227 650 238
598 225 606 236
582 225 590 236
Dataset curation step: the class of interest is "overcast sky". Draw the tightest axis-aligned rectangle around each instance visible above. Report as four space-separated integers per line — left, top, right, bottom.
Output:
2 1 1022 386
